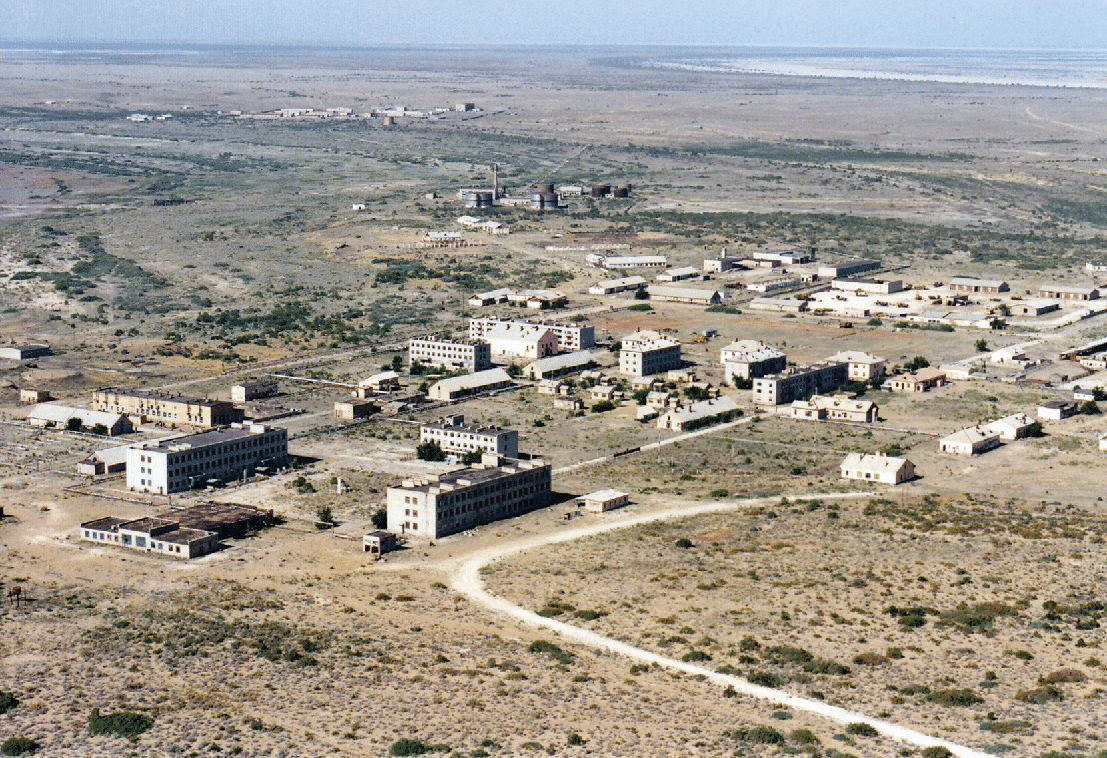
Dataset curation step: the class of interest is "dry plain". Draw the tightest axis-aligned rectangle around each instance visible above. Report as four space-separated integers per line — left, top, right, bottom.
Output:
1 45 1107 757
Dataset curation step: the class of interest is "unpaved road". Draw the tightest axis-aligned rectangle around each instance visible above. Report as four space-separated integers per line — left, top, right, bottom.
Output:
447 493 992 758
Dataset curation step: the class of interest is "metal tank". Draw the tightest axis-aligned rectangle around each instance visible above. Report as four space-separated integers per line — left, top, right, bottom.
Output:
613 185 630 198
591 184 611 198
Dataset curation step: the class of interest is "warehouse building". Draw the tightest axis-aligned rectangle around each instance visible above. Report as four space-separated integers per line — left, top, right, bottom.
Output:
647 286 725 306
420 414 519 459
26 404 134 436
523 350 597 380
619 330 682 377
817 259 881 279
427 368 514 401
1038 285 1099 301
753 362 849 405
656 267 700 283
126 423 288 494
386 457 552 539
589 276 648 295
948 277 1009 294
94 389 243 428
408 338 492 372
0 344 51 361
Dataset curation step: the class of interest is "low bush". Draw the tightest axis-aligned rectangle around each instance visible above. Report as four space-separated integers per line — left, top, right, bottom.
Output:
0 738 39 756
852 652 888 666
928 688 983 707
1041 668 1086 684
88 709 153 739
921 748 953 758
746 726 784 744
1014 685 1063 704
0 692 18 714
791 728 818 744
846 723 879 737
528 639 574 665
747 671 782 688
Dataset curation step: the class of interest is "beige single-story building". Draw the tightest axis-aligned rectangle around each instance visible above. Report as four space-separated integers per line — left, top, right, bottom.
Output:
886 368 947 393
939 426 1001 456
840 453 915 485
984 413 1037 440
1038 400 1079 420
580 489 629 512
786 395 878 423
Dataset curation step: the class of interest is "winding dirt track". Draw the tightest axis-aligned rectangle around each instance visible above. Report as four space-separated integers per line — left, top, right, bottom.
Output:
448 493 992 758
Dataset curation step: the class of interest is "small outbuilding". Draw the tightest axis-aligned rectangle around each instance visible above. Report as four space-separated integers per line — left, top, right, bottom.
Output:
1038 400 1078 421
580 489 629 512
363 530 397 556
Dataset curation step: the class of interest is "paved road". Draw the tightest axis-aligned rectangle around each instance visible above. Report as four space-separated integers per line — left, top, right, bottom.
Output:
447 492 992 758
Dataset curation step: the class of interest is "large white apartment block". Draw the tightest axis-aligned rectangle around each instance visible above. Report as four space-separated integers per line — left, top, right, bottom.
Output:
420 414 519 459
469 317 595 352
408 338 492 372
387 458 552 539
126 423 288 495
720 340 787 382
619 330 682 376
480 324 557 362
827 351 887 381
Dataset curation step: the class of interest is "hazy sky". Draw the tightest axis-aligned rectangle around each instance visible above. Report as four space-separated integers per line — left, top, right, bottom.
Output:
4 0 1106 49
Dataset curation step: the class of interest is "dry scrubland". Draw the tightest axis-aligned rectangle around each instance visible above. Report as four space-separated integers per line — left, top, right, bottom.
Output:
486 495 1107 757
2 45 1107 757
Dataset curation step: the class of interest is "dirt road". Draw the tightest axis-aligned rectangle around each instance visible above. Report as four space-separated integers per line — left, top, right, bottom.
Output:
447 492 992 758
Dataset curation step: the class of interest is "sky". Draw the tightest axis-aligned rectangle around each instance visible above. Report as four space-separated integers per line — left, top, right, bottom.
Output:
3 0 1106 49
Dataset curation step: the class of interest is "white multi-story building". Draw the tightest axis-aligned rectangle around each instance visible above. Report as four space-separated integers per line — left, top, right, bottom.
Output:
420 414 519 459
481 324 557 362
619 330 682 377
387 458 551 539
126 423 288 495
408 338 492 372
827 351 887 381
469 317 595 352
720 340 787 383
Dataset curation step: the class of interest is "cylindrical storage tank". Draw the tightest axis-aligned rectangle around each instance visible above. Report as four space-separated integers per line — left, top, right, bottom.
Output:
529 193 544 209
591 184 611 198
475 192 494 208
464 192 480 208
624 182 633 194
539 192 559 210
538 183 555 195
613 185 629 198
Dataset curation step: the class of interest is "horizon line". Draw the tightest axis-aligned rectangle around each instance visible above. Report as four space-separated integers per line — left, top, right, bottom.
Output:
3 39 1107 54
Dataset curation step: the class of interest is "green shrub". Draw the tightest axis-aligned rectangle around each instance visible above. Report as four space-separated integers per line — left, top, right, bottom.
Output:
804 658 851 675
528 639 574 665
746 726 784 744
1042 668 1086 684
921 748 952 758
0 692 18 714
88 708 154 739
626 303 653 312
709 488 729 498
1014 685 1062 704
927 688 983 707
390 739 430 756
0 738 39 756
566 733 584 746
674 538 694 549
846 722 878 737
681 650 711 662
852 652 888 666
590 400 616 413
747 671 782 688
791 728 818 744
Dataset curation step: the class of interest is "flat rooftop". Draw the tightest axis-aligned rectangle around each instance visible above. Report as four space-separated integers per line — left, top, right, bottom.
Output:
144 424 277 451
99 388 230 407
